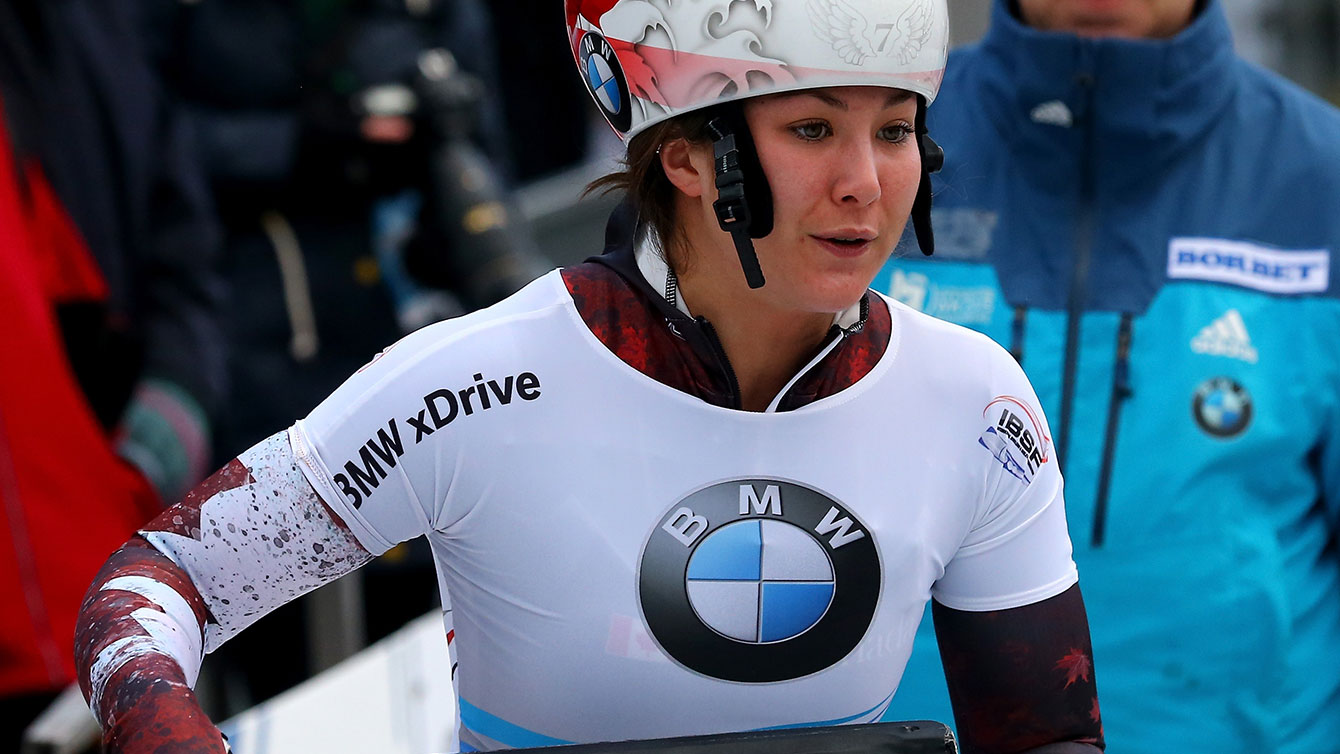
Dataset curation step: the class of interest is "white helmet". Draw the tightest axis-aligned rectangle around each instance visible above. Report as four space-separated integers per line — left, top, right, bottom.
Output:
566 0 951 282
565 0 949 142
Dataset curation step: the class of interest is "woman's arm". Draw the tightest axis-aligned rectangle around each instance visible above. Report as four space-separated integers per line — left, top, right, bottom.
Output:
933 584 1104 754
76 538 223 752
74 431 374 752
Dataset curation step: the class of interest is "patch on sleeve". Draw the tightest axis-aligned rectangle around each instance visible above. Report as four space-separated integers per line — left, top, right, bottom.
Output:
1167 238 1329 294
978 396 1051 485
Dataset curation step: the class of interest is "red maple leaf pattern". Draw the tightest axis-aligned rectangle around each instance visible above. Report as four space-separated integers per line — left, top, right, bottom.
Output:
1055 648 1093 688
141 458 255 539
1090 696 1102 724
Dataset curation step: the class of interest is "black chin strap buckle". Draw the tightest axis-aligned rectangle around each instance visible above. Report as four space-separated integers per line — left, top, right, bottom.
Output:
711 132 749 230
708 119 766 289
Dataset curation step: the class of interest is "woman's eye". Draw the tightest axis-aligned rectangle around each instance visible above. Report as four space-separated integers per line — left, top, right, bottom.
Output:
880 123 914 143
792 122 831 141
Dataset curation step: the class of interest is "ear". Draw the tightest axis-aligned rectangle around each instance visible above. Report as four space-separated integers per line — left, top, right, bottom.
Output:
660 137 710 199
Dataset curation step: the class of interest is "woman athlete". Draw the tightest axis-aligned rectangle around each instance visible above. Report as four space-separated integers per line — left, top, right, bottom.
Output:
74 1 1103 752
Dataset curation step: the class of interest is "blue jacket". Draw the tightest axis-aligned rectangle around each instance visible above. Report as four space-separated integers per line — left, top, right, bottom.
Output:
875 2 1340 751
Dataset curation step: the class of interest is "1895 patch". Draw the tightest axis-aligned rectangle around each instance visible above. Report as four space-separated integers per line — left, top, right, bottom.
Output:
638 479 880 683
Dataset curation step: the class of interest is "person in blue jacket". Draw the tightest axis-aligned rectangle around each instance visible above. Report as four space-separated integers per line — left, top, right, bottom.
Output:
876 1 1340 751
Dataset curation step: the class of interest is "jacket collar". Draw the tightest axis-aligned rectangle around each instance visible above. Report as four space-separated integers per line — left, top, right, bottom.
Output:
591 201 867 336
977 0 1237 156
629 219 866 331
937 0 1243 315
589 201 704 341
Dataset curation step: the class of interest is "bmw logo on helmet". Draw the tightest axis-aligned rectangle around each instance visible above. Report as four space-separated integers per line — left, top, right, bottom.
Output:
639 479 880 683
578 31 632 133
1192 376 1253 438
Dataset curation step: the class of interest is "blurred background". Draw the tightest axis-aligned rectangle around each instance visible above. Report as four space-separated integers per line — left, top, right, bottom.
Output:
3 0 1337 751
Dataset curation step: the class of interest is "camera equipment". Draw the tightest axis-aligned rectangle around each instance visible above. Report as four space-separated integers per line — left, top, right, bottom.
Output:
358 48 552 314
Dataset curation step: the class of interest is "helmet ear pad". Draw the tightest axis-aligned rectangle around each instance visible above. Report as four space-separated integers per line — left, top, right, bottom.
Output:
912 96 942 256
710 103 775 239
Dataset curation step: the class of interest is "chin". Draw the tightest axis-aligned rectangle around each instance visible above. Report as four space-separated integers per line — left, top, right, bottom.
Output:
795 282 871 317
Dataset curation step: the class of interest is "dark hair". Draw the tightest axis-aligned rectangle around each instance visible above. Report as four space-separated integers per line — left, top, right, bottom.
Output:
585 109 717 268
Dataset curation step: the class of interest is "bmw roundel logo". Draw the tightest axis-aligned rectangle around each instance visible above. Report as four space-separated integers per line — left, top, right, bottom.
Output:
639 479 880 682
1192 376 1253 438
578 31 632 133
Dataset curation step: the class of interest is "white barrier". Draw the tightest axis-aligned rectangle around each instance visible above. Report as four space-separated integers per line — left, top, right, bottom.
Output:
219 611 458 754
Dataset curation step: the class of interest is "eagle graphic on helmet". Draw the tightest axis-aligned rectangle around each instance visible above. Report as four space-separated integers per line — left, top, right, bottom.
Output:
807 0 936 66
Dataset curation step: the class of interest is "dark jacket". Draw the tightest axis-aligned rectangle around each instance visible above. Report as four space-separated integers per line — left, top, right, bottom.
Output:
0 0 223 697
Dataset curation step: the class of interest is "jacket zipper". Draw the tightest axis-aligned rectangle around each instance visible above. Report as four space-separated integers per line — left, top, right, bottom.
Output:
1009 305 1027 364
1091 313 1134 546
698 318 743 410
1057 70 1098 477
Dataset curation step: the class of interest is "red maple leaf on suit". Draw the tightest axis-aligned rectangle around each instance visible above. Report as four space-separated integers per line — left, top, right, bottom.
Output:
1055 648 1093 688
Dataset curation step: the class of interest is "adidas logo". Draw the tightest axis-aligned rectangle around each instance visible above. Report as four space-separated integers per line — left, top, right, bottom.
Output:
1191 309 1258 363
1030 100 1074 127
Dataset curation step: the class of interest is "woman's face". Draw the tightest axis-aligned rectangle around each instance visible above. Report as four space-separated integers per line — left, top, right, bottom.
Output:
737 86 922 316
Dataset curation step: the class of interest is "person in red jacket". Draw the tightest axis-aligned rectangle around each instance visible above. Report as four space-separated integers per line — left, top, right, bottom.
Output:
0 0 224 742
0 99 163 748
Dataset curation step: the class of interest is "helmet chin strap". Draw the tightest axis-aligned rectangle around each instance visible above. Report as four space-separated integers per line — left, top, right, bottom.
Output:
706 97 946 288
706 114 768 289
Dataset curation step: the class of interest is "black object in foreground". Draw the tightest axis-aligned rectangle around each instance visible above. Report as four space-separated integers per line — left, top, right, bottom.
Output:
518 722 958 754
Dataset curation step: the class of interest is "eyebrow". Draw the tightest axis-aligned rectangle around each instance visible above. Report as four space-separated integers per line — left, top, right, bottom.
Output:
780 90 916 111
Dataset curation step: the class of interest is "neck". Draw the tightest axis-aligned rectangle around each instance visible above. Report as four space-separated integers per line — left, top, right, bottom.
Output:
675 261 835 413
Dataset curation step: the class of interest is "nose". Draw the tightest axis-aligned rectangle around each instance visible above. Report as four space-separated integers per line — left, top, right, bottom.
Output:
832 137 882 207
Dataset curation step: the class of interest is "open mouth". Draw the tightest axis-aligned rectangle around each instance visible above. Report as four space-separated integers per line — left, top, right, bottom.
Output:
823 237 869 248
813 234 877 256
